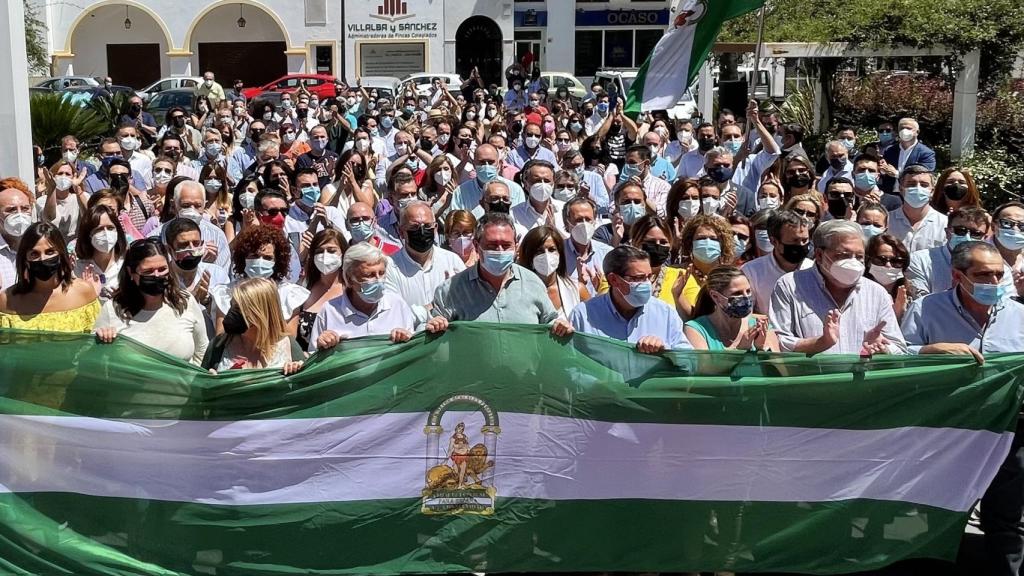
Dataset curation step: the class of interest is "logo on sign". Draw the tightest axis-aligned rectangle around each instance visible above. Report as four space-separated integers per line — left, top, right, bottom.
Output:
371 0 414 22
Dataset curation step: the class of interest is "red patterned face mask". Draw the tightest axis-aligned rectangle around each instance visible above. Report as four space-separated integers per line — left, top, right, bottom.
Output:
259 213 286 229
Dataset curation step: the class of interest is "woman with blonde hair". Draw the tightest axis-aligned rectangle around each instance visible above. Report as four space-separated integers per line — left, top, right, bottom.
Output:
685 265 779 351
202 277 305 375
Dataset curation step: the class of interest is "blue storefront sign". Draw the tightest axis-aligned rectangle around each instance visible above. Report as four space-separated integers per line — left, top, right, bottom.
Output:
514 9 548 27
575 9 669 27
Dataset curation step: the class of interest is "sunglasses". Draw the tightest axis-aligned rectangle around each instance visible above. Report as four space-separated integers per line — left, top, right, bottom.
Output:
998 219 1024 232
793 208 817 219
871 256 906 267
951 226 986 239
260 208 288 217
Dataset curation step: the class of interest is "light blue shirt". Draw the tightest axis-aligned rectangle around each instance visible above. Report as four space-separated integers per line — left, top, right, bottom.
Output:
507 144 558 170
564 238 612 295
83 171 147 196
569 293 690 349
580 170 611 213
450 176 526 216
906 244 1017 299
901 288 1024 354
227 143 257 184
307 292 416 353
650 155 677 182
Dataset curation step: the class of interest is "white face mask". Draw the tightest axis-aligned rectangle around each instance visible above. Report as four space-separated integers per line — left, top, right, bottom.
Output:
90 229 118 254
3 212 32 237
701 197 721 216
119 137 139 152
433 169 452 187
677 198 699 219
239 191 256 210
395 143 409 156
525 135 541 149
179 208 204 224
759 196 781 210
437 134 450 146
529 182 553 203
54 175 73 192
827 256 866 287
451 235 474 257
314 252 342 275
899 128 915 142
532 251 560 277
153 171 173 186
570 221 596 245
354 138 370 152
62 150 78 163
869 263 903 285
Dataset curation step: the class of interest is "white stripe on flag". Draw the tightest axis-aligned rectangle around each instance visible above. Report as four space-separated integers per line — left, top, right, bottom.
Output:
638 2 697 111
0 413 1009 511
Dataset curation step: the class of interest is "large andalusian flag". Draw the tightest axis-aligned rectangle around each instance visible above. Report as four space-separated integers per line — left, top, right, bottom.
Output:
625 0 765 116
0 324 1022 575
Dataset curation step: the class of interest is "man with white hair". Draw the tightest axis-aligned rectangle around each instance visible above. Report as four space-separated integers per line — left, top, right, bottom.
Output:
769 219 908 355
147 180 232 272
384 200 465 325
816 140 854 194
879 117 936 194
310 243 449 352
642 130 677 182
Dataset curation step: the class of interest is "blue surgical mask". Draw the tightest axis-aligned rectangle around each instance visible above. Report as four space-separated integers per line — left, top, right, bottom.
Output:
570 121 583 133
903 185 932 209
574 166 585 180
709 166 734 184
997 228 1024 251
620 163 642 181
854 172 877 190
301 186 320 205
380 117 394 130
692 238 722 264
619 202 645 226
723 139 743 155
596 102 609 115
358 280 385 303
480 250 515 276
879 131 894 145
734 236 747 256
349 220 374 242
948 233 971 252
620 280 653 308
244 258 275 279
476 164 498 184
861 224 884 239
966 278 1006 306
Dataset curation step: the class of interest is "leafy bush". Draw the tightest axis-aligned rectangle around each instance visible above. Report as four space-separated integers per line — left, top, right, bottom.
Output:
833 74 954 145
956 146 1024 209
87 91 133 135
30 93 109 155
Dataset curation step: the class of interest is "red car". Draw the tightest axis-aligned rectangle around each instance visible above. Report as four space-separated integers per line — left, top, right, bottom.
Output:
241 74 338 100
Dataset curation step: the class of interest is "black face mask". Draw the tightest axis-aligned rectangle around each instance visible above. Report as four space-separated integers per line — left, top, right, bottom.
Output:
944 182 968 201
829 157 847 171
28 256 61 282
137 274 168 296
511 120 523 133
297 108 309 119
250 130 265 141
420 139 434 151
130 104 142 114
609 123 622 135
175 253 203 271
641 242 670 267
780 242 810 264
698 137 716 152
223 306 249 335
109 173 129 194
827 197 850 219
789 174 812 189
405 226 435 253
172 117 186 129
487 200 511 214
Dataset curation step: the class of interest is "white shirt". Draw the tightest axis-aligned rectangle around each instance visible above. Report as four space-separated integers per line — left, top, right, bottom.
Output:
283 203 346 236
127 151 154 189
897 141 918 173
553 275 581 320
887 207 948 253
768 265 908 355
149 218 232 273
511 199 568 238
307 291 415 353
74 255 124 302
741 253 814 314
816 160 854 193
96 295 209 364
906 244 1017 299
640 174 672 218
383 246 466 325
0 236 18 291
36 193 81 243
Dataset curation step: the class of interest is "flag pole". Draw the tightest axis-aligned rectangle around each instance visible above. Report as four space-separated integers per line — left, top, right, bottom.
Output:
749 3 767 100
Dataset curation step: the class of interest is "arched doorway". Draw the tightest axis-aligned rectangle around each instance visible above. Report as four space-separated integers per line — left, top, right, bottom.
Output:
455 16 502 87
185 2 288 88
69 3 172 88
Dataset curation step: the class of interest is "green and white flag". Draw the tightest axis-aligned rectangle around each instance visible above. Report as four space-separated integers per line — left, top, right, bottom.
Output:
625 0 764 116
0 324 1022 575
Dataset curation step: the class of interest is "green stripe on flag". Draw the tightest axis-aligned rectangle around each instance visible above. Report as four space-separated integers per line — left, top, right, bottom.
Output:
11 493 968 576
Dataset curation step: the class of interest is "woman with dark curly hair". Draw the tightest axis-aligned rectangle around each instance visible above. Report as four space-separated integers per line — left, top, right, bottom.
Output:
210 224 309 334
675 214 737 320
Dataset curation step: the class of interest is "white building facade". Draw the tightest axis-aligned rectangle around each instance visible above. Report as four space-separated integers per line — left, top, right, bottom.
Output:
34 0 670 89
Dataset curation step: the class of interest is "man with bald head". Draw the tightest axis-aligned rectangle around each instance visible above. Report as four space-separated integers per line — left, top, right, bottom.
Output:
345 201 400 256
0 182 34 289
147 180 232 273
450 143 525 216
384 200 466 325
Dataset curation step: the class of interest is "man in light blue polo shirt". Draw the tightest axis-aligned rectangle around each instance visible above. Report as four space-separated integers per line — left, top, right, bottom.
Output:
569 245 689 353
901 240 1024 576
562 196 611 296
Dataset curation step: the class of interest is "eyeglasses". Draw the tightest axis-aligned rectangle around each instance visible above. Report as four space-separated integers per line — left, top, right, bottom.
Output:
871 256 905 267
260 208 288 217
831 251 865 262
951 226 986 239
556 138 572 144
621 273 653 283
998 219 1024 232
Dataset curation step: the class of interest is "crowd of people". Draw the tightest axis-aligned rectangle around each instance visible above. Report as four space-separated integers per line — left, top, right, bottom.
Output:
8 68 1024 574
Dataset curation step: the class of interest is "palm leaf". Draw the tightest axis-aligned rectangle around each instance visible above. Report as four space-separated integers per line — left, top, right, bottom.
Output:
86 91 133 134
30 93 109 154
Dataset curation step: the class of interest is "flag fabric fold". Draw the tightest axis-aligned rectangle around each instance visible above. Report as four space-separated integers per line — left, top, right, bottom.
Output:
0 324 1021 575
626 0 765 116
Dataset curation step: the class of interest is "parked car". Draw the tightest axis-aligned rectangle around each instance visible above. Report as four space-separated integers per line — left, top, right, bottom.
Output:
594 69 639 101
145 88 195 126
29 86 54 96
59 85 136 107
541 72 587 99
249 91 284 111
241 74 338 101
402 73 464 97
139 76 202 101
667 90 699 120
35 76 99 91
358 76 403 101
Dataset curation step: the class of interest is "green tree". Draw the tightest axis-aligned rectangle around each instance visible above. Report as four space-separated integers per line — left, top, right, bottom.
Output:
24 0 49 75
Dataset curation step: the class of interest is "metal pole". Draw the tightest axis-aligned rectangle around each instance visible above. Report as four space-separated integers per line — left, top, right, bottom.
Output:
749 3 767 99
